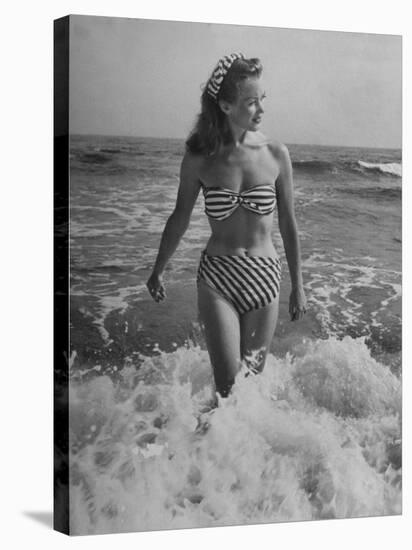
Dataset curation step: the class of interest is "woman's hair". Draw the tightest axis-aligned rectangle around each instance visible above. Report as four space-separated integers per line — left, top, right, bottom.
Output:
185 57 263 156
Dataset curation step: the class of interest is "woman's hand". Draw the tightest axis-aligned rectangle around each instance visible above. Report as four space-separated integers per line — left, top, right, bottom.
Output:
146 272 166 303
289 287 307 321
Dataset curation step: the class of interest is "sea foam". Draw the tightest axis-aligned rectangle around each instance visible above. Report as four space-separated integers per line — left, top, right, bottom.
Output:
358 161 402 178
69 336 401 535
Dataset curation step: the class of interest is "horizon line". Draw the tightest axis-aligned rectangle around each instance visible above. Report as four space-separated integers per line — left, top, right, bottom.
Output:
69 132 402 151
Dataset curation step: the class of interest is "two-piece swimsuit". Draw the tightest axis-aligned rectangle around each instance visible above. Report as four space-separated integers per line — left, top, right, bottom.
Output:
197 182 282 315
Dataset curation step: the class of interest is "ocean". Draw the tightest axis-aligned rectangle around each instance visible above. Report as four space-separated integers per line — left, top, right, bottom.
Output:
67 134 402 534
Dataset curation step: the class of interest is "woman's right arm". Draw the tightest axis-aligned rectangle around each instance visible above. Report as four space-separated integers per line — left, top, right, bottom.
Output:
146 152 202 301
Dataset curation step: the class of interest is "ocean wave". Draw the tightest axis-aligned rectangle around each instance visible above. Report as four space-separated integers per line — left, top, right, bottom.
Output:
72 264 128 274
337 186 401 200
98 148 123 154
292 159 402 179
68 337 401 534
358 161 402 178
293 160 335 172
96 147 146 156
78 152 112 164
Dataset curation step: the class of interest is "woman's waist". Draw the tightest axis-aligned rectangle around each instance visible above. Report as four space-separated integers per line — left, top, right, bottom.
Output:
204 236 278 259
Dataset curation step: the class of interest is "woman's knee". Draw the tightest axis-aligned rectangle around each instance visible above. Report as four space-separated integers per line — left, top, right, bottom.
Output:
239 301 279 371
241 345 268 374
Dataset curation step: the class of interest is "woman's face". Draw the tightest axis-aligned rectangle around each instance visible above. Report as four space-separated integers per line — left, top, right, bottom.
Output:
221 77 266 131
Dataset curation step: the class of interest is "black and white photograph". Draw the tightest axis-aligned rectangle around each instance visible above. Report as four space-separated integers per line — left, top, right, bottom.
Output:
54 14 401 536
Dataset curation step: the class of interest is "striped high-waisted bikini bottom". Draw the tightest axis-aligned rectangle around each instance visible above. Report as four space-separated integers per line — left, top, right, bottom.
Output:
196 249 282 315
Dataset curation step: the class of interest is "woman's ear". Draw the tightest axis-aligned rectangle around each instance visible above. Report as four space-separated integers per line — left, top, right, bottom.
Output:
218 99 231 115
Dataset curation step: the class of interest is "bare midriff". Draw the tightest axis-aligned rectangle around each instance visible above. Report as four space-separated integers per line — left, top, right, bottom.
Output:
205 207 279 259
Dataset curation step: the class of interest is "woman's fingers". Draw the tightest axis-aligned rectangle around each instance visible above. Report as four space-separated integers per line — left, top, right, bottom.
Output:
289 305 307 321
147 284 166 302
156 290 166 301
146 273 167 302
157 285 166 300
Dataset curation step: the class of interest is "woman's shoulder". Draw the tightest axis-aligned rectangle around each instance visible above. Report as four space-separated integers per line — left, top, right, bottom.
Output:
253 132 289 157
260 136 292 183
264 136 290 158
182 149 206 165
180 149 206 180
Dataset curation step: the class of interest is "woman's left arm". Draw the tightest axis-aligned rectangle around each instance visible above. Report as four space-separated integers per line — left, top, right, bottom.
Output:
271 142 307 321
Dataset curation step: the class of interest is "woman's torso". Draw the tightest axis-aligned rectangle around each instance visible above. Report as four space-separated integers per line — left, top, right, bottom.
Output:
198 133 280 258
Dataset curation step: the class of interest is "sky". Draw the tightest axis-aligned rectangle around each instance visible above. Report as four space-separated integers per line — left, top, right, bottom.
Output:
69 15 402 148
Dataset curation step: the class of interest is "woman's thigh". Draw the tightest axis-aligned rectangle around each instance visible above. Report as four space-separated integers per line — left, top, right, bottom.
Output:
240 296 280 373
197 279 242 390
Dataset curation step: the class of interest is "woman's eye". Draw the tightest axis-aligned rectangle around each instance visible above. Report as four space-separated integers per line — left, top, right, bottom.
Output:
248 96 266 106
250 97 266 105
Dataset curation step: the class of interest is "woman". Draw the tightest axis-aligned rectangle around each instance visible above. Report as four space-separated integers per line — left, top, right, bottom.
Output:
147 53 307 399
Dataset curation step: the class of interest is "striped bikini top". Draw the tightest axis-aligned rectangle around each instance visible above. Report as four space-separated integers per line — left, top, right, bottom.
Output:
201 183 277 221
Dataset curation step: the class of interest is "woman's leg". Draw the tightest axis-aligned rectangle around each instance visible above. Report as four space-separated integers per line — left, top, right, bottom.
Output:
197 279 242 398
240 296 280 374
